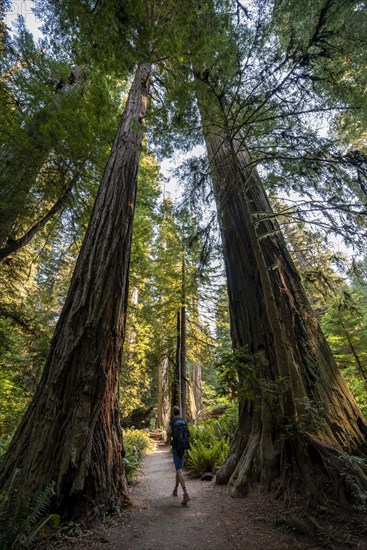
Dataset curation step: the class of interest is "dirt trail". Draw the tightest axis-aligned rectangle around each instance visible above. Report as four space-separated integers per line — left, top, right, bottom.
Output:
51 444 345 550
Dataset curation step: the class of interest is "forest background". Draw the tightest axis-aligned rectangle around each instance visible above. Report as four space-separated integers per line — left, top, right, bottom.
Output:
1 0 367 534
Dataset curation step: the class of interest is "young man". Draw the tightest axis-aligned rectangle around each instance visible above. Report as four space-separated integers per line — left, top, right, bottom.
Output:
167 405 190 505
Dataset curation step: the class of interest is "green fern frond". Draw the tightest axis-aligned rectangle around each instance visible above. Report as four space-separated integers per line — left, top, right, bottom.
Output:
27 481 55 528
0 480 57 550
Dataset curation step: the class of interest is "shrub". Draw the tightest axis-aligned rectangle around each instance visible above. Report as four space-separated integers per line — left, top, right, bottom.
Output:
122 428 155 483
186 437 231 477
213 404 238 440
186 404 237 477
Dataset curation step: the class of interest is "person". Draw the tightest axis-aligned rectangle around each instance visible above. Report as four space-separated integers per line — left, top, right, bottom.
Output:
167 405 190 505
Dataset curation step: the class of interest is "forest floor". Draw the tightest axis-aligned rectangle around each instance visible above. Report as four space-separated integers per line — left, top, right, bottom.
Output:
43 443 367 550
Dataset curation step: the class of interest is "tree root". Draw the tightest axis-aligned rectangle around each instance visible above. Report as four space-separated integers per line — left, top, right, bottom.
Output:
217 431 367 508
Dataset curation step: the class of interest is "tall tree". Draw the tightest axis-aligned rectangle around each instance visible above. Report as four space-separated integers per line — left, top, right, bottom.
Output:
0 62 151 517
138 0 367 503
187 3 367 502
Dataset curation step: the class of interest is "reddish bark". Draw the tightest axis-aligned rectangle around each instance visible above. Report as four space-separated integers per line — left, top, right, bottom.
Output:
0 63 151 518
198 83 367 504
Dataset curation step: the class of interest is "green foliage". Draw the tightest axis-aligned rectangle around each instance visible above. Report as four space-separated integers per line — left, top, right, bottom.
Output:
186 437 230 477
0 478 58 550
0 273 60 436
0 434 12 460
120 152 161 415
185 405 237 477
320 285 367 417
200 380 227 410
122 428 155 483
213 405 238 440
216 347 269 400
122 173 220 420
346 378 367 418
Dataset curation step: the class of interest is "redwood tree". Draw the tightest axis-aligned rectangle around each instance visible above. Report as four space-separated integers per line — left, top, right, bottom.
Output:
196 80 367 504
156 0 367 505
0 62 151 517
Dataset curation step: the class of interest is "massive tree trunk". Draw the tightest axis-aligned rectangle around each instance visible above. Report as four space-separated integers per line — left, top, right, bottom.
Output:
186 374 198 422
197 86 367 505
0 63 151 519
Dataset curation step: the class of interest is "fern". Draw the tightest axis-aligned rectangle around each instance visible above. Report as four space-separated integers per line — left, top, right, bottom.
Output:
0 480 57 550
186 408 236 477
26 482 55 528
186 437 231 477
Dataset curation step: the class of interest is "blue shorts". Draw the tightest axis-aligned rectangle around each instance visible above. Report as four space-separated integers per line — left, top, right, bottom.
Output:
172 447 184 470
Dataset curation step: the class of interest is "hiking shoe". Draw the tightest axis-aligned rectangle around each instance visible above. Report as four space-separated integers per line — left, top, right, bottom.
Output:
172 488 178 497
181 494 190 505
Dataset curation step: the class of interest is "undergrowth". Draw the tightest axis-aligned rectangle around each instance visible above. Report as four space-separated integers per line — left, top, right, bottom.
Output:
0 433 12 461
123 428 155 483
186 404 237 477
0 473 58 550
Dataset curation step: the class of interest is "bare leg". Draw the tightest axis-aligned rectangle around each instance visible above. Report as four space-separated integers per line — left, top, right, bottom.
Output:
177 469 186 493
175 471 180 488
173 472 179 496
177 469 190 504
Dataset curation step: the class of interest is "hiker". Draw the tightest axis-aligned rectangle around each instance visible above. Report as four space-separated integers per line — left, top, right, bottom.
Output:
167 405 190 505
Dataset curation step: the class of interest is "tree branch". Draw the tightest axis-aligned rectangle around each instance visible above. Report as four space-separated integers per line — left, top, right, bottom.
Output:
0 177 77 262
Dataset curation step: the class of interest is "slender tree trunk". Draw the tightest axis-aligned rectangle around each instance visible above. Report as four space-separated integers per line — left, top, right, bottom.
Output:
192 360 202 415
191 295 202 416
180 258 187 420
0 63 151 519
157 356 170 427
197 84 367 505
0 175 76 261
172 311 181 411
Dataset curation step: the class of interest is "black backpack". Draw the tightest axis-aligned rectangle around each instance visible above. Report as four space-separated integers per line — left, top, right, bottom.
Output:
171 417 190 451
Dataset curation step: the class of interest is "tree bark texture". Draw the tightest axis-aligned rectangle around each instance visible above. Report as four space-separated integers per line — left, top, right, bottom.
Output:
0 63 151 519
172 310 181 412
198 90 367 505
157 356 170 427
192 360 202 415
